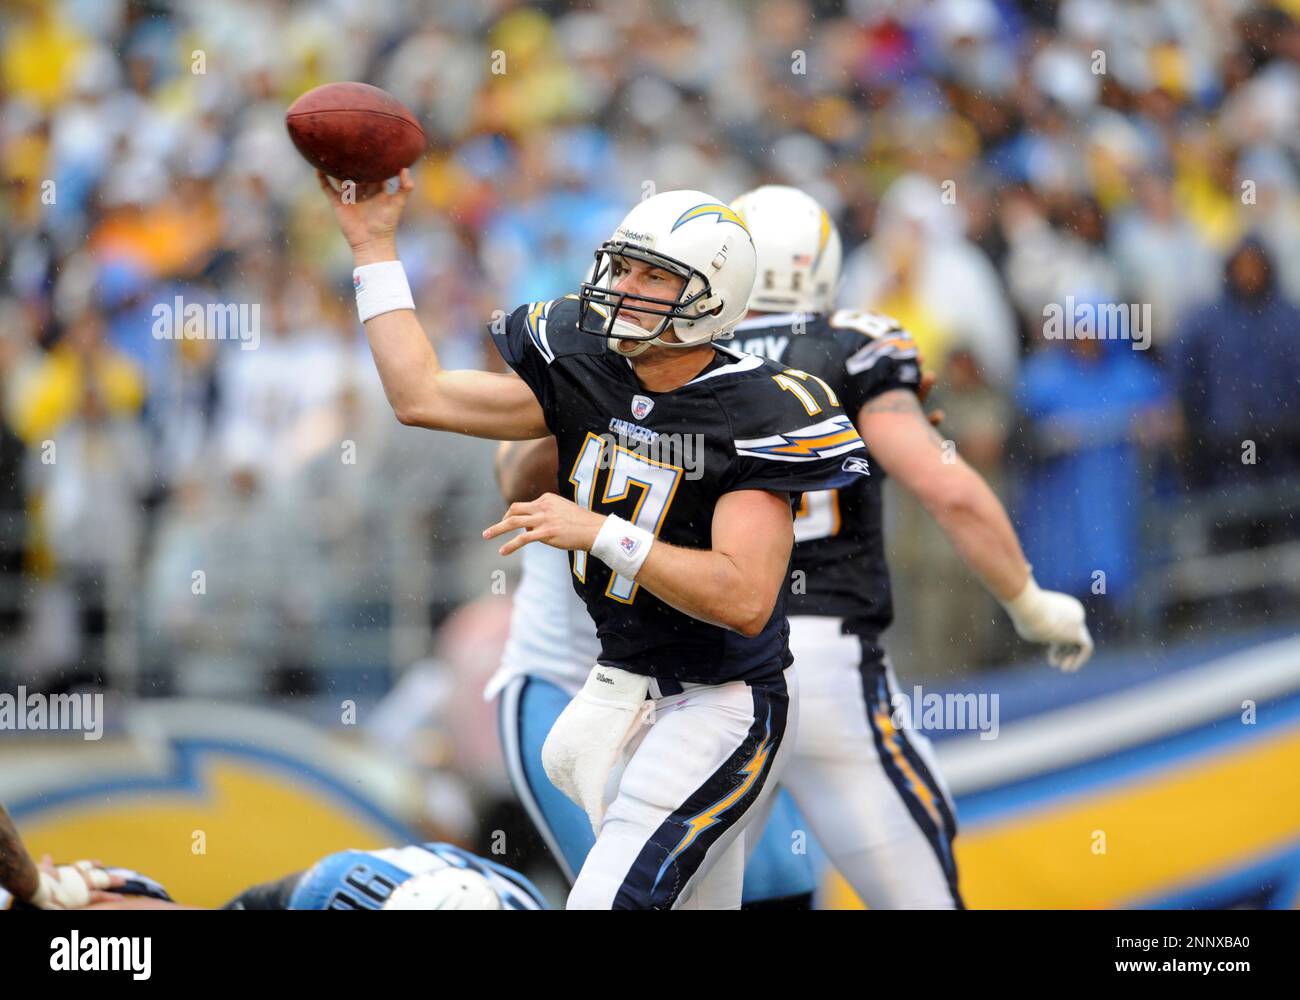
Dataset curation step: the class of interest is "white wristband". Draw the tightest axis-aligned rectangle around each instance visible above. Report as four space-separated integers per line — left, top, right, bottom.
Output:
1000 573 1042 620
353 260 415 323
590 515 654 581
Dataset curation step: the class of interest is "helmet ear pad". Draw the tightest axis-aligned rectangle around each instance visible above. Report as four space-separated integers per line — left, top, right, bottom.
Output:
667 276 727 346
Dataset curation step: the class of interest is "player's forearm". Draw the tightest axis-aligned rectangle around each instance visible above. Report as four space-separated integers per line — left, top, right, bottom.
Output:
861 389 1030 602
361 307 447 426
487 496 782 633
634 542 777 637
351 238 448 426
353 245 547 439
363 310 549 439
919 461 1030 602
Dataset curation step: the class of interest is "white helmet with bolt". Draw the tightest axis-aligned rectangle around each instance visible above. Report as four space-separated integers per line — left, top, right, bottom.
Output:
578 189 757 356
730 185 842 313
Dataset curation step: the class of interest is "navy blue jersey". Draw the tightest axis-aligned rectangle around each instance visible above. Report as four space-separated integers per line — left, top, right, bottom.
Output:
730 309 922 634
492 295 869 684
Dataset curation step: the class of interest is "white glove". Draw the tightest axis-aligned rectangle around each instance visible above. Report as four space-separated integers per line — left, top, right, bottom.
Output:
1001 576 1094 672
29 860 112 909
542 665 653 833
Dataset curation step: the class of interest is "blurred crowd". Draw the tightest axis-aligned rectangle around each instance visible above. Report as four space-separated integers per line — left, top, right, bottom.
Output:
1 0 1299 693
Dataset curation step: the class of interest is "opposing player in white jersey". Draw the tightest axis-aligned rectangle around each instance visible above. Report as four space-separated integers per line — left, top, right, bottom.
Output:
727 185 1094 907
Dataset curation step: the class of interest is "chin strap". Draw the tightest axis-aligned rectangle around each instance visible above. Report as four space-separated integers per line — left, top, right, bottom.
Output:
606 315 656 356
600 282 726 354
610 335 652 357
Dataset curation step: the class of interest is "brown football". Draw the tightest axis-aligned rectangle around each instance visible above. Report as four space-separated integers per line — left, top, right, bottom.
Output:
285 82 426 183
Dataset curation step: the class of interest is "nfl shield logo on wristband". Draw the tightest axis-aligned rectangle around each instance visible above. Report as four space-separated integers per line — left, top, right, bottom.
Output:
620 535 640 556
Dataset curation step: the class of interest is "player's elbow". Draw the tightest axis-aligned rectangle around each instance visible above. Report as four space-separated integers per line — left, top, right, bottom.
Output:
726 594 777 638
392 404 421 427
392 399 437 428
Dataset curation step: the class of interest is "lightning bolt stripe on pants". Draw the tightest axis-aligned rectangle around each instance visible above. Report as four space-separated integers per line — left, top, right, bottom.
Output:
610 674 791 910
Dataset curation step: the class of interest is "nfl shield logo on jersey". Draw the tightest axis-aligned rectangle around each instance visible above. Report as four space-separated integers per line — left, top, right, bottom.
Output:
631 394 655 420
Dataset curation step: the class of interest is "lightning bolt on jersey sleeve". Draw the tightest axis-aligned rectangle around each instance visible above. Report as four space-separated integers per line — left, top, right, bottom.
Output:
716 353 872 496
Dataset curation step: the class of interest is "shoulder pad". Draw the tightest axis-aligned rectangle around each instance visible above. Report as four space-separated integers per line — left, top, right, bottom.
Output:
828 308 904 339
711 351 856 442
515 295 604 362
831 309 920 375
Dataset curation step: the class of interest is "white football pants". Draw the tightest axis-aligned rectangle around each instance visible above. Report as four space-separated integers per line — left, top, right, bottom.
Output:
567 667 797 910
782 616 963 908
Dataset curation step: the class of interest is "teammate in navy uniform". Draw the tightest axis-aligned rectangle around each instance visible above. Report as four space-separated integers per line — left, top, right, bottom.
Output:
728 185 1094 908
318 173 868 909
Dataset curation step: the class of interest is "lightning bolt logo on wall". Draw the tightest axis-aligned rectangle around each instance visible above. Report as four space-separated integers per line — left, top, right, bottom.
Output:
0 700 417 908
